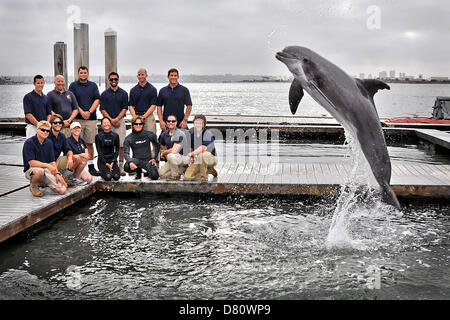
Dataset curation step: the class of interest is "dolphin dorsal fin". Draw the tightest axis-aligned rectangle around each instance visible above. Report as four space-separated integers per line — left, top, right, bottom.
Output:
355 79 390 101
289 78 304 115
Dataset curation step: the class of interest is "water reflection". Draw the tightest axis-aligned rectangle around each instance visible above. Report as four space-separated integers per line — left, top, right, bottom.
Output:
0 195 448 299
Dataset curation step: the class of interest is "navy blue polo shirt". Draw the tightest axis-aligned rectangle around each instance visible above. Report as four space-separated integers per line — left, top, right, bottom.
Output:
191 128 216 156
100 87 129 118
67 136 88 155
48 130 71 158
157 84 192 125
159 128 187 155
129 82 158 114
47 89 79 120
23 90 51 124
69 80 101 120
22 135 56 172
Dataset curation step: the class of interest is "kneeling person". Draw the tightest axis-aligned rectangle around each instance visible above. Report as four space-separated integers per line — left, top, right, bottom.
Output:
184 114 218 181
22 120 67 197
66 122 93 185
95 117 121 181
158 115 189 180
123 116 160 180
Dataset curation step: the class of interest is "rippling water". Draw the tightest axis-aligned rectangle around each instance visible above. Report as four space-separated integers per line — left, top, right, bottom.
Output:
1 82 450 118
0 195 448 299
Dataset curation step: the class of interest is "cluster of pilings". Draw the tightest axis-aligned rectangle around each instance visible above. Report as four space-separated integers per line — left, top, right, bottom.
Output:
53 23 116 89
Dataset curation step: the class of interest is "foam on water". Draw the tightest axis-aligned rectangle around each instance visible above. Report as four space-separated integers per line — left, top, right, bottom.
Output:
326 132 402 250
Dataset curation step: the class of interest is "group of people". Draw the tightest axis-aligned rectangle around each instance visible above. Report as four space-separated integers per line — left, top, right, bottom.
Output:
22 67 218 197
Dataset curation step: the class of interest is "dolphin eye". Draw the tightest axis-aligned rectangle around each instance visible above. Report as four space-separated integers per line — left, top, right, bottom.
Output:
302 58 309 63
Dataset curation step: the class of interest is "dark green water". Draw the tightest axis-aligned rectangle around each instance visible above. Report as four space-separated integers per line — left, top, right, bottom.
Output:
0 194 448 300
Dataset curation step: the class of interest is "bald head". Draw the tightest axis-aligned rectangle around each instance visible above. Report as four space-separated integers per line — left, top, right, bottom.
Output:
54 75 65 91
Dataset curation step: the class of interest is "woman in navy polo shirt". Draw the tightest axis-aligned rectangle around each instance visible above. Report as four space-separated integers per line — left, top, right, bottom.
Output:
67 122 93 185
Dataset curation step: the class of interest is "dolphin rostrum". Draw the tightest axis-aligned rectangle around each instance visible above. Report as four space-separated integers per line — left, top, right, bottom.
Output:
276 46 400 209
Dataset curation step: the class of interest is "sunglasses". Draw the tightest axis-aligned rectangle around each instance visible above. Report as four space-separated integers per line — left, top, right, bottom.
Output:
109 78 119 82
133 123 144 126
166 120 177 123
52 121 63 125
39 128 50 133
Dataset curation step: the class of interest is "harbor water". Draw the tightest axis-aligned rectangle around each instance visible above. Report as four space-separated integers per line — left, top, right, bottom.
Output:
0 82 449 299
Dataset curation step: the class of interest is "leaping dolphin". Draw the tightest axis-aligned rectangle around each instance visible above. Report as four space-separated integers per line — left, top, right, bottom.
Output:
276 46 400 209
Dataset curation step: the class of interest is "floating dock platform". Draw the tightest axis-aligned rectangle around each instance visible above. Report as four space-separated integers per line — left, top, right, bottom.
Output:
0 115 449 244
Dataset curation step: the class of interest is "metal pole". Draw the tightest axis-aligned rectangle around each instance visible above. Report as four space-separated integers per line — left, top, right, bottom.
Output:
104 28 117 88
73 23 89 80
53 41 68 90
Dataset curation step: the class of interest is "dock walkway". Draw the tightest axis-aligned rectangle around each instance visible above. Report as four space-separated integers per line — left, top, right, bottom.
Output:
0 159 449 244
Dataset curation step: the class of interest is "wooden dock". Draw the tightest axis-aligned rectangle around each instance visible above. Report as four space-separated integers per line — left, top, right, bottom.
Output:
0 159 449 244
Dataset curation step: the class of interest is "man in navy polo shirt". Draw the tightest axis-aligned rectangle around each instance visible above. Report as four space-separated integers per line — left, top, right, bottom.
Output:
22 120 67 197
47 75 79 137
100 71 128 176
157 68 192 131
23 75 52 138
69 66 101 176
129 68 158 135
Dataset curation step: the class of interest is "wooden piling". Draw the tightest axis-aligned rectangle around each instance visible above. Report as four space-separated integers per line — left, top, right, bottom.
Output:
104 28 117 88
73 23 89 79
53 42 68 89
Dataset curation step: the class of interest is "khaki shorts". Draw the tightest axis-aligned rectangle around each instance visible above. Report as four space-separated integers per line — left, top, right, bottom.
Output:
25 167 63 190
144 114 157 135
56 155 68 172
61 127 71 138
78 119 98 144
111 117 126 147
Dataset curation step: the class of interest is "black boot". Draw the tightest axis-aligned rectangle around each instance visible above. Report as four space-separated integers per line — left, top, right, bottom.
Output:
135 168 142 180
88 164 101 176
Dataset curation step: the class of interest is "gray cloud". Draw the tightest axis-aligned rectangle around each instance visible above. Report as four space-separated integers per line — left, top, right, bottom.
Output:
0 0 449 78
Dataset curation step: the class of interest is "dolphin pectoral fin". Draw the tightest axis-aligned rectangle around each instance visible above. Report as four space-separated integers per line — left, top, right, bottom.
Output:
356 79 390 100
289 78 304 114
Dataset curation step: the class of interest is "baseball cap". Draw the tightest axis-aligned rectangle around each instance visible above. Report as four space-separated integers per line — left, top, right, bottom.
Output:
70 122 81 129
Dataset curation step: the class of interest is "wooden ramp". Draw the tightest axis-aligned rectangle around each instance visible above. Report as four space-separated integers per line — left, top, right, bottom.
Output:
0 161 449 244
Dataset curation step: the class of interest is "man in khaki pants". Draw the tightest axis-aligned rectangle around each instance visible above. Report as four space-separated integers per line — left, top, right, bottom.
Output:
129 68 158 135
184 114 218 181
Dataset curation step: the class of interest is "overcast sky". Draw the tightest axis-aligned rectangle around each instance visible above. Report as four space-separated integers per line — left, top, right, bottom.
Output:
1 0 449 78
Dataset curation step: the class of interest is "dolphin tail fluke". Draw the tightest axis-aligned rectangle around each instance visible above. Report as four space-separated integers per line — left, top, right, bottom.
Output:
381 184 401 209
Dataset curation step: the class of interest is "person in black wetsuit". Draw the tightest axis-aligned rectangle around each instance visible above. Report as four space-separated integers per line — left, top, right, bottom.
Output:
123 115 160 180
95 117 121 181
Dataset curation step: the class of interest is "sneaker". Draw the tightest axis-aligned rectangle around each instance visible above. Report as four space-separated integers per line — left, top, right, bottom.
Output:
128 171 136 176
208 167 218 177
71 178 88 186
88 164 101 176
30 184 43 197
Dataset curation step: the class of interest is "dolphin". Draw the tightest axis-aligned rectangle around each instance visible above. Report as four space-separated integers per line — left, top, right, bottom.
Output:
276 46 400 209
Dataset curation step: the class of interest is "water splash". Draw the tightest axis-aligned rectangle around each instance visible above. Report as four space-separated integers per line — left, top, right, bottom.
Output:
326 132 400 250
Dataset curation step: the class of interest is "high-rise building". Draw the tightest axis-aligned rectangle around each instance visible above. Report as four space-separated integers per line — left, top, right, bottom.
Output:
359 73 365 79
389 70 395 79
379 71 387 79
368 74 373 79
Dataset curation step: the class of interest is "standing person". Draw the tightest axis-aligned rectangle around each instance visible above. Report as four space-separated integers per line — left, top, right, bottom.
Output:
184 114 218 181
129 68 158 135
123 116 160 180
100 72 128 176
69 66 101 176
23 75 52 138
66 122 93 185
158 115 189 180
22 120 67 197
95 117 121 181
47 75 79 137
156 68 192 131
